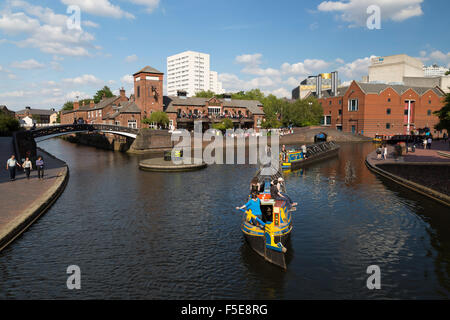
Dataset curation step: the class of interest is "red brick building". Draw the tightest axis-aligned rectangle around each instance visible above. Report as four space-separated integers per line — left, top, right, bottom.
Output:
164 93 265 131
61 65 265 130
310 81 446 138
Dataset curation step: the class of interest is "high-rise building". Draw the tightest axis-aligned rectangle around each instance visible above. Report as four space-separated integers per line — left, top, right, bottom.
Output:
166 50 224 96
367 54 424 83
423 64 449 77
209 70 225 94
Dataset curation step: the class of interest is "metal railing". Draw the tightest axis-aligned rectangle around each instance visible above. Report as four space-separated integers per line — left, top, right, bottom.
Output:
30 124 139 139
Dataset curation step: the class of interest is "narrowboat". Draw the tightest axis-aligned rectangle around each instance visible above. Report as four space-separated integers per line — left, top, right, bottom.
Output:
280 141 340 171
240 167 293 270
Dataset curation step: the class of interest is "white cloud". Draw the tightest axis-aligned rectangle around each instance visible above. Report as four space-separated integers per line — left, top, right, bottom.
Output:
419 50 450 68
11 59 45 69
235 53 262 65
317 0 424 27
128 0 160 13
0 2 98 56
337 55 376 80
62 74 103 86
125 54 138 62
82 20 99 28
60 0 135 19
121 74 134 85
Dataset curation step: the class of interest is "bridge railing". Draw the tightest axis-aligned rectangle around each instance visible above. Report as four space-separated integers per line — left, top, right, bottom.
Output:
30 124 139 139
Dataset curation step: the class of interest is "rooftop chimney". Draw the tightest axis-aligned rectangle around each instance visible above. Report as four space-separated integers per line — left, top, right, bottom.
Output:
74 101 79 110
120 87 126 98
316 75 322 99
331 71 338 97
177 90 187 99
90 100 94 108
26 106 31 110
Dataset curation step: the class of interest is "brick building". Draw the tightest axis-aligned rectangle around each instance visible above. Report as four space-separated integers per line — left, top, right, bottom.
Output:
309 81 446 138
15 106 58 125
61 65 265 131
163 92 265 131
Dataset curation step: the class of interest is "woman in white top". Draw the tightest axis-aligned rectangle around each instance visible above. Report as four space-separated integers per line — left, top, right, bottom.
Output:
22 157 32 179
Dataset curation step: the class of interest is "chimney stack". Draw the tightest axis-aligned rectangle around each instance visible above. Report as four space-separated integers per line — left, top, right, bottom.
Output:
331 71 338 97
177 90 187 99
316 74 322 99
74 101 79 110
120 87 126 98
90 100 94 108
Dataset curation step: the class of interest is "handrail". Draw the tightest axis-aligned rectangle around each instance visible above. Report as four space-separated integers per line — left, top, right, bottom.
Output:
30 124 139 139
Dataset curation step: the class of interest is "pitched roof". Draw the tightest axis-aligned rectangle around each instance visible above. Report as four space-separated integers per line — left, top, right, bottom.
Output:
133 66 163 76
102 101 141 120
163 96 265 115
16 108 57 115
309 81 444 99
355 82 444 96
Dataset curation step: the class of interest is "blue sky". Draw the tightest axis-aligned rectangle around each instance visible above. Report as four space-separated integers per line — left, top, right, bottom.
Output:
0 0 449 110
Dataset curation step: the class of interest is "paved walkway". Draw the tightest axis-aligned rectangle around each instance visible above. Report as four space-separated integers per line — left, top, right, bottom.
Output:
0 137 67 246
368 140 450 164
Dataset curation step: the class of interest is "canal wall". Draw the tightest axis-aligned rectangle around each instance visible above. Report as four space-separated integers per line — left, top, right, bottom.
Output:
127 129 174 154
62 132 134 152
365 150 450 207
0 148 69 252
281 127 372 144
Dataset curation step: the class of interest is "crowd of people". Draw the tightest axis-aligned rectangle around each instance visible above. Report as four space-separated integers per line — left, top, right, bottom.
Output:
5 155 45 181
178 110 251 120
236 176 297 223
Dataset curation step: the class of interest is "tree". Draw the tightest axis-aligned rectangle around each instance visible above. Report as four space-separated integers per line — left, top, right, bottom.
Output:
62 101 74 111
93 86 114 104
283 97 323 127
0 113 20 135
142 111 170 127
212 118 234 131
445 70 450 76
195 90 217 98
434 92 450 132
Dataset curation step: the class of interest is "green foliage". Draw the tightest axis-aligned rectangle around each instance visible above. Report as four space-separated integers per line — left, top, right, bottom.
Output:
283 97 323 127
62 101 74 111
0 113 20 135
198 88 323 128
445 70 450 76
195 90 217 98
93 86 114 104
434 92 450 132
143 111 170 127
212 118 234 131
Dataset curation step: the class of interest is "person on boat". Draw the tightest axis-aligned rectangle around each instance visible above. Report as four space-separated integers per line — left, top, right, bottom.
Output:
301 144 307 159
276 178 297 207
236 193 263 224
281 145 287 161
270 180 295 209
250 177 261 194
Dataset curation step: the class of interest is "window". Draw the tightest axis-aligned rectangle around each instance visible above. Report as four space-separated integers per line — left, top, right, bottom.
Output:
386 123 391 129
427 110 431 116
428 100 431 104
388 98 391 102
404 109 409 116
386 108 391 115
339 100 342 105
348 99 358 111
329 101 332 105
338 109 342 116
128 120 137 129
137 86 140 98
115 121 120 126
208 107 221 115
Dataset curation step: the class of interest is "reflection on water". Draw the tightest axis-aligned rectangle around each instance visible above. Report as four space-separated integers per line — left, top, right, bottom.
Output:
0 139 449 299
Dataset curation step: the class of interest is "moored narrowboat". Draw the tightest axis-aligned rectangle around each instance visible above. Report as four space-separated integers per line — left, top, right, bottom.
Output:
281 141 340 171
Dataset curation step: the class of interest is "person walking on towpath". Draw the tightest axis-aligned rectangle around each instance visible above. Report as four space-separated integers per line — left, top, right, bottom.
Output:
22 157 32 179
36 156 44 180
6 155 22 181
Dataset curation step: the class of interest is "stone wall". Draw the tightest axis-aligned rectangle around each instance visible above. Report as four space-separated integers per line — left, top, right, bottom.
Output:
128 129 173 153
377 163 450 196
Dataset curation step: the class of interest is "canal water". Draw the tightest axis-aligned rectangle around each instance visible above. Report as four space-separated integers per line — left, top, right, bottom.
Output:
0 139 449 299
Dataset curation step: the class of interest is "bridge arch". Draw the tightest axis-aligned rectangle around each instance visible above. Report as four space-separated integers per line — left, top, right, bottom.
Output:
31 124 138 142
